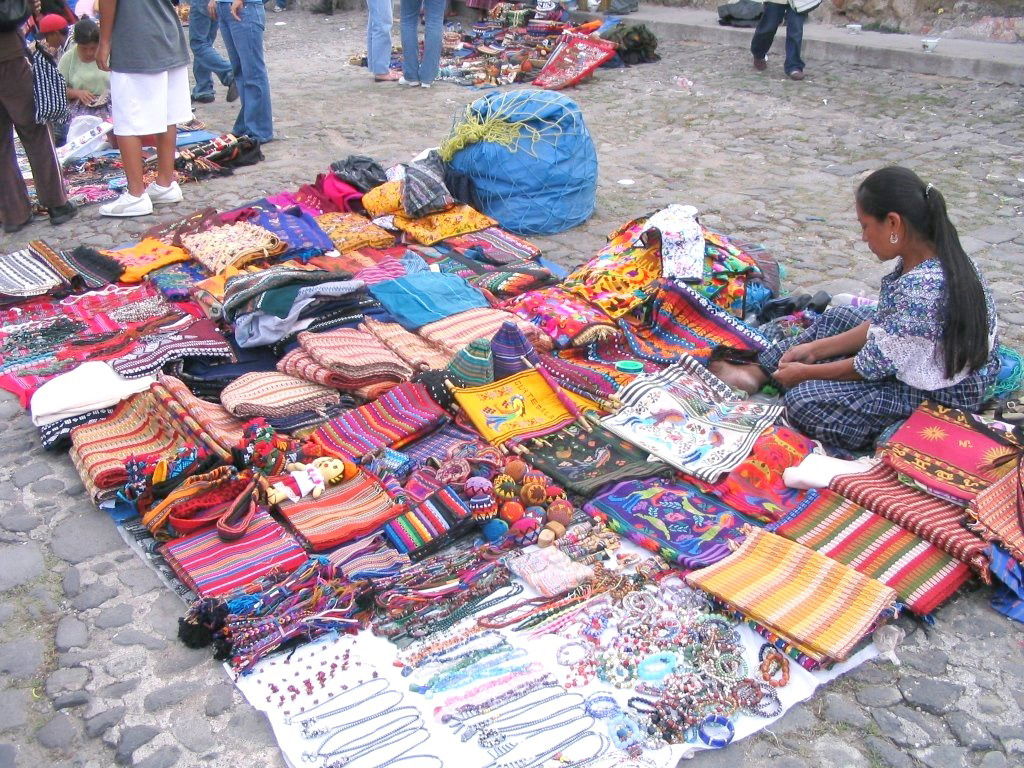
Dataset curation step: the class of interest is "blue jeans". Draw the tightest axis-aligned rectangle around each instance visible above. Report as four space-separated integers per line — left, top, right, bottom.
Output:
189 0 234 98
400 0 444 85
366 0 393 76
750 2 806 75
217 1 273 142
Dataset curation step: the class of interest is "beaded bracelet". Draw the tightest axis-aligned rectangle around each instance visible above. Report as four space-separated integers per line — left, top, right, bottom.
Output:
697 714 734 749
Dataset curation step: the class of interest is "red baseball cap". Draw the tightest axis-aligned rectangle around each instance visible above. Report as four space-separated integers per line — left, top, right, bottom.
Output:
38 14 70 35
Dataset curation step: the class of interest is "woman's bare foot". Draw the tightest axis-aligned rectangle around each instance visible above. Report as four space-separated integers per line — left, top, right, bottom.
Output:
709 360 769 396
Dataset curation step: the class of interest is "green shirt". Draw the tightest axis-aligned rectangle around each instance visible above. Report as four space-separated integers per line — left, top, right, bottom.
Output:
58 45 109 96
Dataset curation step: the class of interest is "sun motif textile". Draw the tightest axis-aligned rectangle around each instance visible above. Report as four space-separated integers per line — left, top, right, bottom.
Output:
881 401 1016 505
584 477 759 569
531 32 617 90
524 421 667 495
771 488 972 615
695 426 818 523
452 369 576 447
602 356 781 482
686 526 898 665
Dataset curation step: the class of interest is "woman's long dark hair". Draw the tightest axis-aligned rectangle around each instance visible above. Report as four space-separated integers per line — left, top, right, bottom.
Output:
856 166 989 379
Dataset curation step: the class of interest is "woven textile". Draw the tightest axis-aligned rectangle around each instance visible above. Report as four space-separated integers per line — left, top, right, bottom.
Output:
109 316 234 379
830 463 991 578
400 422 485 467
618 279 769 365
0 249 65 298
146 261 211 302
525 421 665 495
696 426 818 524
532 32 618 89
771 489 971 615
382 486 473 559
686 526 898 664
314 212 395 253
312 381 450 459
70 392 190 501
182 223 287 274
369 272 490 331
152 375 245 460
453 369 575 447
967 465 1024 563
392 205 497 246
881 402 1015 505
491 320 539 380
277 472 397 550
603 357 781 482
161 509 307 597
277 348 353 390
325 532 410 578
419 307 553 356
447 338 494 387
361 317 453 371
255 208 335 260
39 407 116 451
105 238 190 283
220 372 340 419
503 287 619 349
562 218 662 318
298 328 413 385
584 478 758 569
220 264 341 322
445 227 542 264
143 207 221 248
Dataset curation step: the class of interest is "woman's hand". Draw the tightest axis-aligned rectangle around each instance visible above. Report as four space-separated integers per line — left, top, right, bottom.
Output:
780 342 818 365
773 362 816 389
68 89 95 104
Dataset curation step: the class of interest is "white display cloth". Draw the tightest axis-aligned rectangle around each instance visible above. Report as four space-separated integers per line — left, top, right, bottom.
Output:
232 545 879 768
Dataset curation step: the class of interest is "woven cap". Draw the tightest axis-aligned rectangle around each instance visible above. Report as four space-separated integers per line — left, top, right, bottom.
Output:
491 321 538 380
447 338 493 387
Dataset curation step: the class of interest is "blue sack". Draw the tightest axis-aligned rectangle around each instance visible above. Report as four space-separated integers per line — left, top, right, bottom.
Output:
443 89 598 236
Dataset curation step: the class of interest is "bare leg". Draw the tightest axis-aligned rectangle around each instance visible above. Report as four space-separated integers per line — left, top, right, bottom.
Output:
154 125 177 187
117 135 146 197
709 360 769 396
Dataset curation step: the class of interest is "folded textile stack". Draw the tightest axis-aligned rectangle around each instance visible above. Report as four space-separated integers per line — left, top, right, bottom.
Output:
687 526 898 666
277 471 398 550
360 317 453 371
313 381 450 459
220 372 341 419
315 212 396 253
296 327 414 388
30 361 154 427
419 307 553 356
771 488 972 615
161 508 308 597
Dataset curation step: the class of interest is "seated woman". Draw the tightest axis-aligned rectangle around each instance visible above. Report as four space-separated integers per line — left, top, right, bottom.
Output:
711 166 998 453
58 18 109 123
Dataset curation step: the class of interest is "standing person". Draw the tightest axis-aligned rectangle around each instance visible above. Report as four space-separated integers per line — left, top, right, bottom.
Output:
96 0 191 217
366 0 397 82
399 0 443 88
188 0 238 104
209 0 273 143
0 0 76 232
750 0 807 81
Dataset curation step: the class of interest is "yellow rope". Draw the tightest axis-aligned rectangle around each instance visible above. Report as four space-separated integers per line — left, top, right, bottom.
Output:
439 102 545 162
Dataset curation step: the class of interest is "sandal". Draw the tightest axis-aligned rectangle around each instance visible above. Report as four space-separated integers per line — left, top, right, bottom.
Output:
996 399 1024 426
374 71 400 82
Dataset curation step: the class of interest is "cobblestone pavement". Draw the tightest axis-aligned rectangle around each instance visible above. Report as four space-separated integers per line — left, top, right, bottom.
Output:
1 9 1022 768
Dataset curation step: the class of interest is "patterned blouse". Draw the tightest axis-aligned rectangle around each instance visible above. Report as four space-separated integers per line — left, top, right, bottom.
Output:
854 257 997 390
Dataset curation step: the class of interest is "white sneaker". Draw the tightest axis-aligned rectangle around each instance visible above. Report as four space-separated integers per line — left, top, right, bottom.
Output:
399 77 420 86
273 5 284 10
420 82 432 88
99 191 153 218
146 181 183 205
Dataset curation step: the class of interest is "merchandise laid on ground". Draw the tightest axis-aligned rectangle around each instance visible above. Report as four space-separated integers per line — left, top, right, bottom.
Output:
3 89 1022 768
363 4 659 89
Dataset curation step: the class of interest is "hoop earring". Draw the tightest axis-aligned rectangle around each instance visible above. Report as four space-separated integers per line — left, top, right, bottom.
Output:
889 233 898 244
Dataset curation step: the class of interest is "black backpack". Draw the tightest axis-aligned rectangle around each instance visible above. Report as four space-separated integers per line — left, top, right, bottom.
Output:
0 0 30 32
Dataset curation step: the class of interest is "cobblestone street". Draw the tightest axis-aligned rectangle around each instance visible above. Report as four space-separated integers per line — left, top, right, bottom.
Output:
0 8 1022 768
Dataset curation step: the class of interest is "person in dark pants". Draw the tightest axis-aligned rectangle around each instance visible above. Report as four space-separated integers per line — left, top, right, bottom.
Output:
0 3 76 233
750 0 807 81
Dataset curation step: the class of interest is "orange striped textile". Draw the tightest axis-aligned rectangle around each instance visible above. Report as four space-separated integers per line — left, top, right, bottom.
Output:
686 526 898 664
